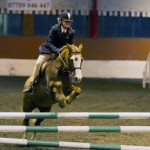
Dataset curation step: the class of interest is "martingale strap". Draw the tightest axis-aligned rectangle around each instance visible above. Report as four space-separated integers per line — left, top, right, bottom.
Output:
70 67 81 72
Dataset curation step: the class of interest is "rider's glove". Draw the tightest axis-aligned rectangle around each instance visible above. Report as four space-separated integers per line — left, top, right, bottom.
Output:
55 50 60 56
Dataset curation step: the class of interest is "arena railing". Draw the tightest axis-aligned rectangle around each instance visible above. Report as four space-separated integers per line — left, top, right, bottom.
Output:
143 52 150 88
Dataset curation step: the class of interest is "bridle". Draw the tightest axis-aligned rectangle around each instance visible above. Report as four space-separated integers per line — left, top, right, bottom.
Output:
68 52 83 72
54 52 82 73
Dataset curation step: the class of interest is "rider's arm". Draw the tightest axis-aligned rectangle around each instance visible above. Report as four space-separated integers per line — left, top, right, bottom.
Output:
45 26 60 54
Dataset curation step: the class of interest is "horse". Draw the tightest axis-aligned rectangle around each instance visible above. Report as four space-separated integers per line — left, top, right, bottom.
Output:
22 44 83 139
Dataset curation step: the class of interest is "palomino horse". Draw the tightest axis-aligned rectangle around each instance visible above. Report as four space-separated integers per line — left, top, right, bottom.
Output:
22 44 83 139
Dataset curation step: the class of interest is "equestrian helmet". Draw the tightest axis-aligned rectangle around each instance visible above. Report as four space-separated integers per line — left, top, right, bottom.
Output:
59 12 73 22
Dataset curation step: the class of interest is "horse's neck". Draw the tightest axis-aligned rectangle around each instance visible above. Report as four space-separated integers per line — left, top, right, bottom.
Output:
42 50 68 85
45 53 66 78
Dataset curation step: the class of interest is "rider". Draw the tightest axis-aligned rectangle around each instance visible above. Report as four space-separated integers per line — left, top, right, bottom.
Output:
23 12 75 94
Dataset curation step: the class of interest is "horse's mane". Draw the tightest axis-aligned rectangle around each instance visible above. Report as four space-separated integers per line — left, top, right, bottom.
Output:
59 46 69 62
60 44 81 54
60 45 68 53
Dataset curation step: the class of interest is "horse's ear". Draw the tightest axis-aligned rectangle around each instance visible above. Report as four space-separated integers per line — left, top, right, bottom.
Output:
78 43 83 52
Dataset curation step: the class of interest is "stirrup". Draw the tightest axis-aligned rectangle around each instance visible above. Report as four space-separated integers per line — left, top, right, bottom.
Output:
23 77 38 94
23 85 34 94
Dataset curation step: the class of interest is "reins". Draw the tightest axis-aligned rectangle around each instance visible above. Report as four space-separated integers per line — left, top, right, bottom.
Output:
58 54 69 69
54 54 71 73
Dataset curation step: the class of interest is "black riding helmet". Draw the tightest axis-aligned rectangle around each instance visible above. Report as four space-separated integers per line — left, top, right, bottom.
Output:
58 12 73 22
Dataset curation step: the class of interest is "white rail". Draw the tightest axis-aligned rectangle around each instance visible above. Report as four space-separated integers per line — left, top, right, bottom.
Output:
143 52 150 88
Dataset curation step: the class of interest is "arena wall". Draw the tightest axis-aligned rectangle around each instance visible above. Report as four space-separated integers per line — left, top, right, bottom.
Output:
0 36 148 78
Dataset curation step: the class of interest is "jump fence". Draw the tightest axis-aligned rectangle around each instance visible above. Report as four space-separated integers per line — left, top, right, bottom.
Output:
0 137 150 150
0 112 150 150
0 112 150 119
0 125 150 133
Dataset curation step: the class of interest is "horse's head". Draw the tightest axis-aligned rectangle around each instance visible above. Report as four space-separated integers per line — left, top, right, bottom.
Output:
60 44 83 83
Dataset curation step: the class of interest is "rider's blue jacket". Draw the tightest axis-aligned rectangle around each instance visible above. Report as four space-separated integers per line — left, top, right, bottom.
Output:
39 24 75 54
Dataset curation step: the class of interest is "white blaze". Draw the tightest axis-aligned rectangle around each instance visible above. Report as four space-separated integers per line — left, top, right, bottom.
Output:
71 54 82 83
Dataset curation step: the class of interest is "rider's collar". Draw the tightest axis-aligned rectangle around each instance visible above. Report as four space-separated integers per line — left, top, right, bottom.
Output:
61 25 67 33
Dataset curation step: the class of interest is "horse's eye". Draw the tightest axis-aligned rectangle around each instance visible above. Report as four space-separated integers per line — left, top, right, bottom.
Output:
75 57 78 61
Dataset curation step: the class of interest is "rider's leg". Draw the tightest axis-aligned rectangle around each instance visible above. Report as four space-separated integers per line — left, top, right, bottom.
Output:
23 54 50 94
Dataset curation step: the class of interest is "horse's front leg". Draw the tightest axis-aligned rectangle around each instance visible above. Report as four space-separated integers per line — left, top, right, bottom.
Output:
49 81 81 107
65 85 81 104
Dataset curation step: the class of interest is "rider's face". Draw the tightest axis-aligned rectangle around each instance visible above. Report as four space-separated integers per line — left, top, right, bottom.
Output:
61 20 72 29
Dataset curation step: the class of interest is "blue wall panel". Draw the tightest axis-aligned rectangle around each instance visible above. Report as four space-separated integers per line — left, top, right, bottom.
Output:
33 15 58 36
72 15 88 37
98 15 150 38
33 14 88 37
7 14 22 35
2 13 150 38
139 17 150 37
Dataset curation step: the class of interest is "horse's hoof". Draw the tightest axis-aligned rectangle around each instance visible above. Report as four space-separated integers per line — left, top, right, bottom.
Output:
76 95 79 99
75 87 81 95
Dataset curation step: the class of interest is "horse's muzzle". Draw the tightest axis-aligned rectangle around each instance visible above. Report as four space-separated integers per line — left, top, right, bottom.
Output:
74 69 82 83
74 77 82 83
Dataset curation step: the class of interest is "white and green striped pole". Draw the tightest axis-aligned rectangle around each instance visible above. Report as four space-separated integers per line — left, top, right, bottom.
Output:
0 112 150 119
0 138 150 150
0 126 150 133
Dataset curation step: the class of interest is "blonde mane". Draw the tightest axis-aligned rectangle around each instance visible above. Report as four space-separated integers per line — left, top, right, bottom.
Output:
59 46 69 62
60 44 82 53
58 44 82 67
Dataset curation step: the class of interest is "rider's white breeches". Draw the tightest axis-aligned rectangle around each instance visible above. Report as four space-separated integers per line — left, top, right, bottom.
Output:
30 54 50 82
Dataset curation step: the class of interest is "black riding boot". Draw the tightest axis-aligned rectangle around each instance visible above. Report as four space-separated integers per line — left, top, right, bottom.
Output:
23 75 39 94
23 82 35 94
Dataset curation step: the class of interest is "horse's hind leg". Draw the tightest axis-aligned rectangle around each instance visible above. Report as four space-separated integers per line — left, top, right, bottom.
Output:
22 119 30 139
30 106 52 140
36 106 52 125
22 98 35 139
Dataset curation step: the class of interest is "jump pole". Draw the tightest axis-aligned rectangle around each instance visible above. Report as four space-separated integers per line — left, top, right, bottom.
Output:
0 138 150 150
0 112 150 119
0 126 150 133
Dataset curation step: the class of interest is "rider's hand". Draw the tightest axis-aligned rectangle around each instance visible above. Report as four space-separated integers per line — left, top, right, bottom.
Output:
55 50 60 56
